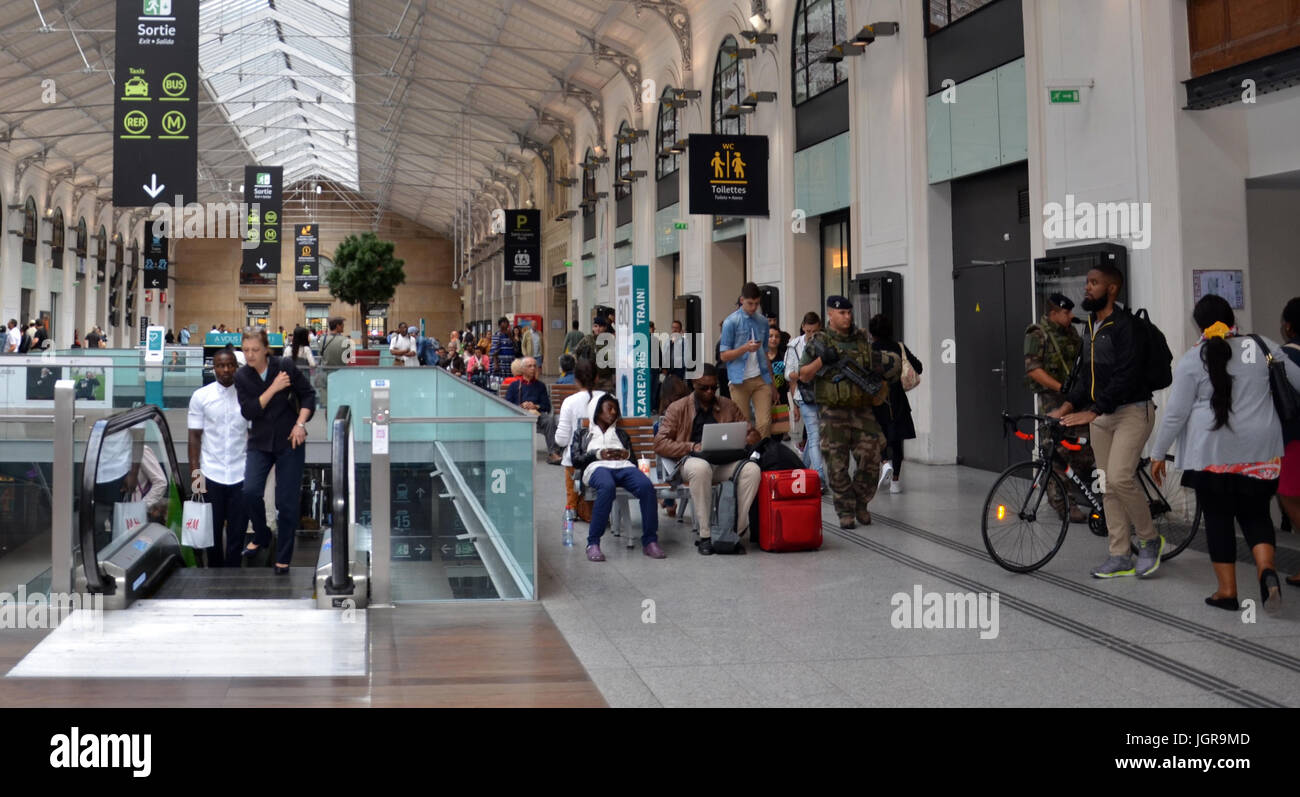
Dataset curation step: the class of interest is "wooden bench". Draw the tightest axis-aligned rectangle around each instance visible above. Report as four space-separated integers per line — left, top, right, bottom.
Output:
549 381 580 409
575 417 692 547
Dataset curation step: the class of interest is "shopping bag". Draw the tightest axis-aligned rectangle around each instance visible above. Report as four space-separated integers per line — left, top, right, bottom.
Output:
112 501 148 540
181 499 214 549
770 404 791 436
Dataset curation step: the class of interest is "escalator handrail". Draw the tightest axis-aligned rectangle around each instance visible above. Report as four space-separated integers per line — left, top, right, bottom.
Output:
326 404 353 593
79 404 188 595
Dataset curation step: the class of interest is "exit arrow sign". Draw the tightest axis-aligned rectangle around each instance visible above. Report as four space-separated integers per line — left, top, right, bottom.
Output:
256 258 268 271
1049 89 1080 104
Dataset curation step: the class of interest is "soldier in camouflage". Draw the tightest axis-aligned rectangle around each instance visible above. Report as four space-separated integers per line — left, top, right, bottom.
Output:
573 315 616 392
1024 292 1094 522
799 295 902 529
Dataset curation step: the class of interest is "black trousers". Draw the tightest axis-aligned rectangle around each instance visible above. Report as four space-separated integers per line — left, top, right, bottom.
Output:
206 478 247 567
1197 487 1276 564
244 446 306 566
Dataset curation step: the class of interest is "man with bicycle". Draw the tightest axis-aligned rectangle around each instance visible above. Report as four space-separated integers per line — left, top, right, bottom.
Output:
1049 264 1163 579
1024 293 1095 524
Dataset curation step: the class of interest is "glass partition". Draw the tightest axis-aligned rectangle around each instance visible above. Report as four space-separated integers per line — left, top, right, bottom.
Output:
328 367 536 600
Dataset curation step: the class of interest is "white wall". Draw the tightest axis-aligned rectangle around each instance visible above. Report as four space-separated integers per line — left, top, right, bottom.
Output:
1247 187 1300 338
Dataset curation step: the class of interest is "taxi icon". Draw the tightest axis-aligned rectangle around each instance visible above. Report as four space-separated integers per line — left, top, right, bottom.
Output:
124 76 149 98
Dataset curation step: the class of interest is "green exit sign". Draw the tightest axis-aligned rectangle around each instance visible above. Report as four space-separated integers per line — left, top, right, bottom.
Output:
1050 89 1080 104
563 260 573 268
674 221 689 230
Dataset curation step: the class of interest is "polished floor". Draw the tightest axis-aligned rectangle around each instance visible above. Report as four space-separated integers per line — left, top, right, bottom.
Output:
534 448 1300 708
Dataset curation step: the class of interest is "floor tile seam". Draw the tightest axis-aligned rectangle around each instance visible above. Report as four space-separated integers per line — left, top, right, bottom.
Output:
863 509 1300 674
823 524 1284 709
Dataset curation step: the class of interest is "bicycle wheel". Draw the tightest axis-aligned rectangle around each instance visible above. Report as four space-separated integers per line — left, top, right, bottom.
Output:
1140 459 1201 561
983 462 1072 573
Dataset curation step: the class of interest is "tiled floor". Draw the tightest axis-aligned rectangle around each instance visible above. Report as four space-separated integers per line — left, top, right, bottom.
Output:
534 449 1300 708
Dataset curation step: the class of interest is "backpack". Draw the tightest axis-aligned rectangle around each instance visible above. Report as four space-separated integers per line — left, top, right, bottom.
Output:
1131 308 1173 392
899 342 920 392
709 461 758 554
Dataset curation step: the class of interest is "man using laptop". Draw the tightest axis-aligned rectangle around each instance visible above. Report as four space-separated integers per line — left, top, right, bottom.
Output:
654 364 761 555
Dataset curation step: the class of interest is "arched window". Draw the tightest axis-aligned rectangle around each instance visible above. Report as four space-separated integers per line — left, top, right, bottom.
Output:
793 0 848 105
712 35 747 136
21 197 37 263
581 147 596 217
51 208 65 270
615 121 633 201
96 226 107 283
75 218 87 258
657 86 681 179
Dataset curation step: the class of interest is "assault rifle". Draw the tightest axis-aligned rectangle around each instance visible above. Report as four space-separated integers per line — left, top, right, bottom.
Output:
811 340 888 397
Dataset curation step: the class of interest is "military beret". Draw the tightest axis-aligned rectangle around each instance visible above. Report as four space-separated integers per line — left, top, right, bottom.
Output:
593 315 611 327
826 295 852 310
1048 293 1074 312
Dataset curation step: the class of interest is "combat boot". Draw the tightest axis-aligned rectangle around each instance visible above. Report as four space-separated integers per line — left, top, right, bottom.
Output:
839 515 856 529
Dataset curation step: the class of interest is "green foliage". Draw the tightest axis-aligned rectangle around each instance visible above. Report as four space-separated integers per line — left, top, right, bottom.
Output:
325 232 406 348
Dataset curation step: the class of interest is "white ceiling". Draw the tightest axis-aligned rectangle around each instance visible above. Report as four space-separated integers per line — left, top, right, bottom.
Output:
0 0 700 235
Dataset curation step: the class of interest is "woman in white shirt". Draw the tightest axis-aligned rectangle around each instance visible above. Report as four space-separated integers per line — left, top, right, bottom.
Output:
555 358 605 522
571 394 664 562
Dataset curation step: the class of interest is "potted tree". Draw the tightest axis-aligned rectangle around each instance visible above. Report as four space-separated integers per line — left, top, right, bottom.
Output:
324 232 406 359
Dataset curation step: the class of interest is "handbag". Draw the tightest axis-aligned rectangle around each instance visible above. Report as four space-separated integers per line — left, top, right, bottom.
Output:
1250 335 1300 424
770 404 791 436
112 501 148 541
182 492 214 549
899 342 921 392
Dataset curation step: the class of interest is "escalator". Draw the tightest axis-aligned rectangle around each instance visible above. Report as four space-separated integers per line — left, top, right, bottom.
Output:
75 404 367 610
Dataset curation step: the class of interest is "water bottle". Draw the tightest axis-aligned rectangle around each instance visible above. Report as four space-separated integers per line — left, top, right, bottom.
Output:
562 506 575 548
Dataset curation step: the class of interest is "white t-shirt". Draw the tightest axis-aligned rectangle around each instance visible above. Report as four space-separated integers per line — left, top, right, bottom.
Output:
389 333 417 366
187 381 248 485
5 326 20 352
742 326 762 380
554 389 606 467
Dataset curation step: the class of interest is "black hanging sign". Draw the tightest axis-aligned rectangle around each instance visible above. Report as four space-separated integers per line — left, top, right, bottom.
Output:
503 209 541 282
113 0 199 207
241 166 282 273
143 233 169 289
295 223 319 292
687 134 770 217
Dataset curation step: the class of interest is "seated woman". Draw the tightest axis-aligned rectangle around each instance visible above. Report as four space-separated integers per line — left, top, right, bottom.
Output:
572 394 665 562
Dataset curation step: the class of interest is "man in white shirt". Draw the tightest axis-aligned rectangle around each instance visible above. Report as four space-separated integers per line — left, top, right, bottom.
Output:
785 311 827 488
187 346 249 566
389 321 417 366
4 319 20 353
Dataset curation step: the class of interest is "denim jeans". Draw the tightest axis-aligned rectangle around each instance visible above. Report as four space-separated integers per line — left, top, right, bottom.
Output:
586 466 659 547
243 446 306 566
799 403 828 487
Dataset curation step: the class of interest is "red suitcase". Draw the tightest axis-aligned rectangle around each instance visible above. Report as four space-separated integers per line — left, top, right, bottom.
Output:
757 469 823 552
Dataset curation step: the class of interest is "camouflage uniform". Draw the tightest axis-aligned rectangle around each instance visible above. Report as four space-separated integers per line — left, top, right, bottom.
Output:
574 332 615 392
800 325 901 525
1023 315 1094 514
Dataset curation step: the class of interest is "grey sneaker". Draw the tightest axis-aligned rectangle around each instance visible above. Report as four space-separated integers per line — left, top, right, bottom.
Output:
1135 535 1166 577
1091 555 1136 579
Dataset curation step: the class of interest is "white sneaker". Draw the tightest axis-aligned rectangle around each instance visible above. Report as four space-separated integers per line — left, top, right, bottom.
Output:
889 478 902 494
878 462 893 489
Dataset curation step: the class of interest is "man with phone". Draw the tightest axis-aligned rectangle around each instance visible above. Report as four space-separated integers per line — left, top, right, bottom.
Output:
720 282 778 438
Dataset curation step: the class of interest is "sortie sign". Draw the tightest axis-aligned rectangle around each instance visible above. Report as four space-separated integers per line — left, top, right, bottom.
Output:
113 0 198 207
687 134 769 217
241 166 282 273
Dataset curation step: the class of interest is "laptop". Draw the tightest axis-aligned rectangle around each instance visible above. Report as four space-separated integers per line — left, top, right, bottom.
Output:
695 422 752 464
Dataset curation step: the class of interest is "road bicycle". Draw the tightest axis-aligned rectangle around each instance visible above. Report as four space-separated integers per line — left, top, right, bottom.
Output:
981 412 1202 573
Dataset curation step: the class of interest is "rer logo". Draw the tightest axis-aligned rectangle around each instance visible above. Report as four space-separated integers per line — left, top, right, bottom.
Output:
256 172 271 186
122 110 149 135
142 0 172 16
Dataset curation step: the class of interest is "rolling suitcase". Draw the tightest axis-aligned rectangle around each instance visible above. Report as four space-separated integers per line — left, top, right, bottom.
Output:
758 469 822 552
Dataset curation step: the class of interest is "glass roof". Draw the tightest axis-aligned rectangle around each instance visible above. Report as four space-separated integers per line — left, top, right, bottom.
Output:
200 0 358 189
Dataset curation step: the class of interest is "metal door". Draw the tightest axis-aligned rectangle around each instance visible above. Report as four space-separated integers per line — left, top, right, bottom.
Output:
953 259 1034 472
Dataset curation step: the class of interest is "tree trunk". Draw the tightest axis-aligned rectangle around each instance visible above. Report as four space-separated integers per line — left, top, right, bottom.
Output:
359 301 368 349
